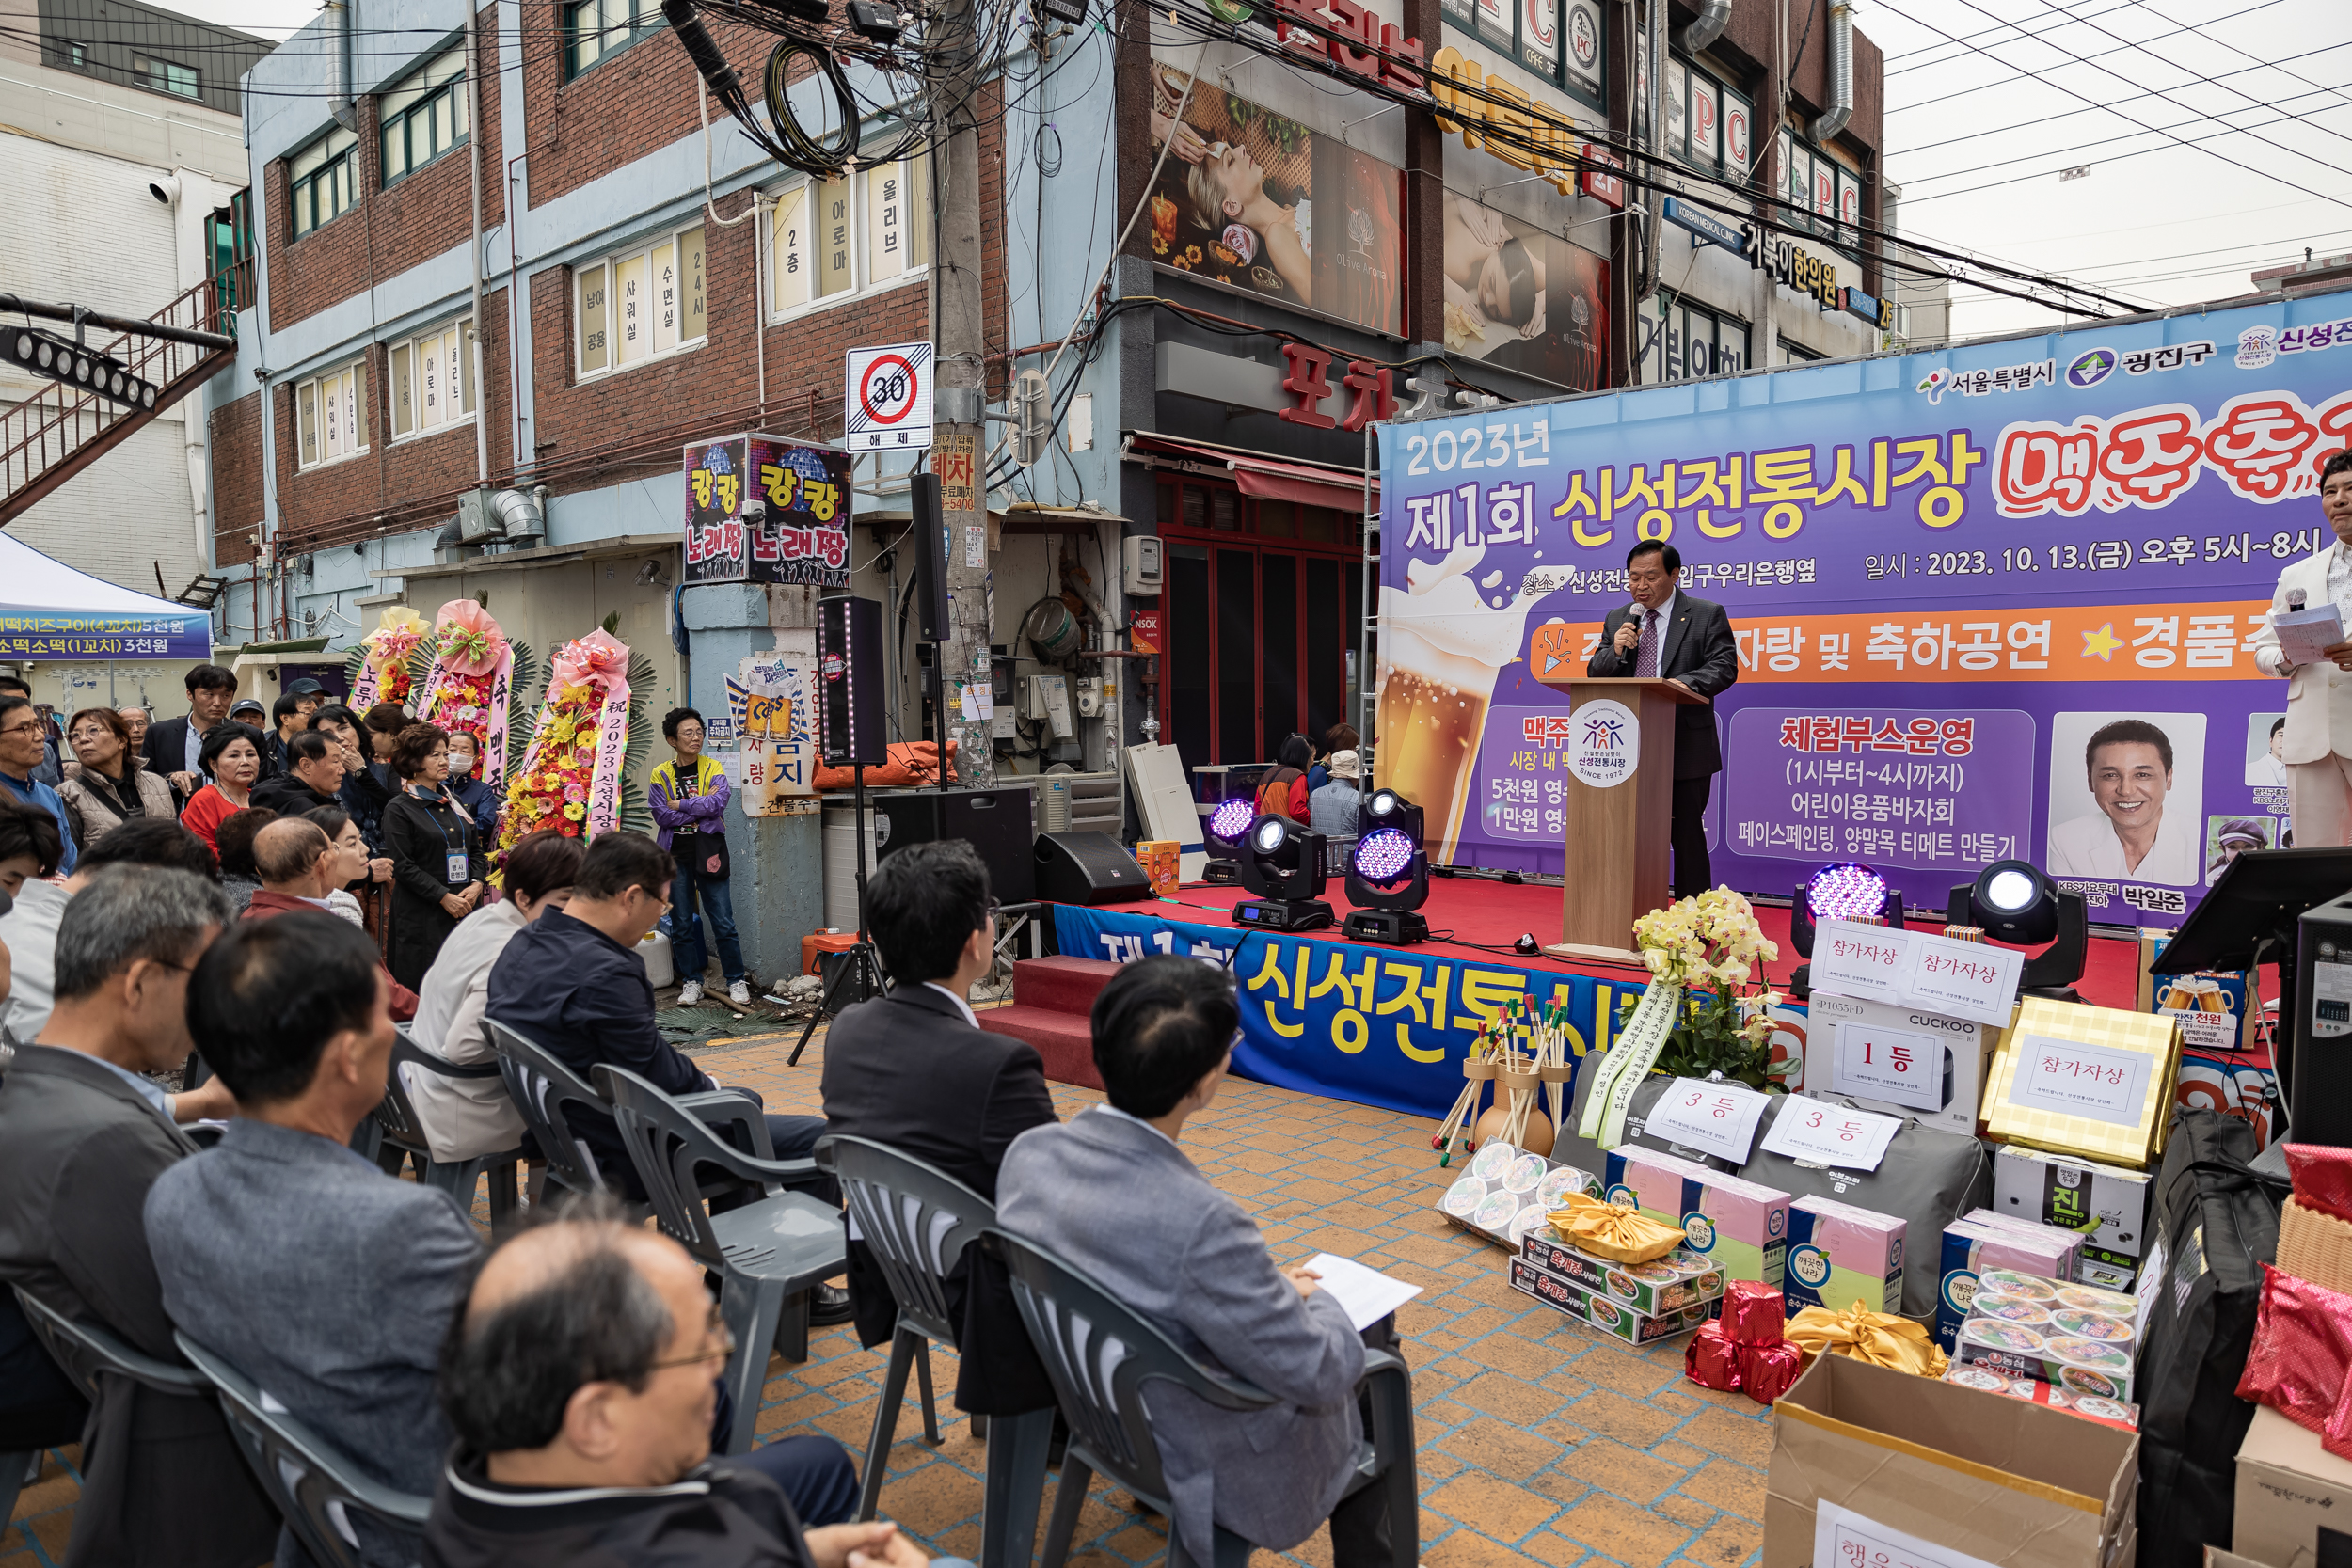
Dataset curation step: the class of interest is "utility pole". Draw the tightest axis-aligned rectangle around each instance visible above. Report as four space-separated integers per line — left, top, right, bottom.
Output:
930 0 995 786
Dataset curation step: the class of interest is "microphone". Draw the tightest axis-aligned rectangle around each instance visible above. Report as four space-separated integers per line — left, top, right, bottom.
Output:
2291 589 2308 611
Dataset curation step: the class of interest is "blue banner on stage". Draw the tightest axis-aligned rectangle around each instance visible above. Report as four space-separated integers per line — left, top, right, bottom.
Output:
1050 904 1631 1121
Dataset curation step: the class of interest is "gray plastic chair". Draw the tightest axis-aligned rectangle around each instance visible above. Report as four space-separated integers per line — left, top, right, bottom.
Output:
596 1064 848 1456
818 1135 1053 1567
993 1232 1418 1568
175 1331 429 1568
373 1028 528 1236
485 1019 775 1205
11 1284 206 1404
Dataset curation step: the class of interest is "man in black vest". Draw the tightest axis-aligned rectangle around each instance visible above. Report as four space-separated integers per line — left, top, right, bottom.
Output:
1584 538 1740 897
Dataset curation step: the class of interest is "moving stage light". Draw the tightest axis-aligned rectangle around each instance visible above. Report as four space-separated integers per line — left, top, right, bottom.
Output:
1787 861 1905 999
1343 788 1429 944
1948 859 2088 999
1232 813 1335 931
1203 796 1254 885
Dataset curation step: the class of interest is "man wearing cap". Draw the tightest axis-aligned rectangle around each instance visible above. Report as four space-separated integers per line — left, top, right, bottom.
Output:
1310 750 1362 838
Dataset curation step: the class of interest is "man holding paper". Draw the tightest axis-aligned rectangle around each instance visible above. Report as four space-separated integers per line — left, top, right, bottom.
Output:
2252 449 2352 845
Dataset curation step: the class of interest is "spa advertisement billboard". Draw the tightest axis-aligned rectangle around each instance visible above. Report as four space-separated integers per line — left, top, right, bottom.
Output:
1375 286 2352 927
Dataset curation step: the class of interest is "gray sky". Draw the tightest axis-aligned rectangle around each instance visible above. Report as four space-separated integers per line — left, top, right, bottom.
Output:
1869 0 2352 341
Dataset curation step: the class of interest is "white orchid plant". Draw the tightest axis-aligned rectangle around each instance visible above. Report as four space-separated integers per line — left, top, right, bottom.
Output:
1622 886 1794 1091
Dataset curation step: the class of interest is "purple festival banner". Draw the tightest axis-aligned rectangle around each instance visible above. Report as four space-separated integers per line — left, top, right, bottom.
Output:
1375 288 2352 927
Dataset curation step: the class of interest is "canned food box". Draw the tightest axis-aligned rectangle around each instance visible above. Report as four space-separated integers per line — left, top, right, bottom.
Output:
1520 1232 1727 1318
1941 1365 2140 1432
1508 1255 1713 1347
1952 1318 2137 1402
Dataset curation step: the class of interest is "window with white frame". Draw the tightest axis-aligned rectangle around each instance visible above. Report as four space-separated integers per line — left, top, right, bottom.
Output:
770 154 930 316
381 45 468 187
290 125 358 239
295 361 369 468
573 226 706 379
389 319 475 439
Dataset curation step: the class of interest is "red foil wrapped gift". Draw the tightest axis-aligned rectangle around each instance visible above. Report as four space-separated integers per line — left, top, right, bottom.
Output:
2238 1263 2352 1439
1739 1340 1808 1404
2286 1144 2352 1223
1723 1281 1787 1346
1685 1321 1742 1394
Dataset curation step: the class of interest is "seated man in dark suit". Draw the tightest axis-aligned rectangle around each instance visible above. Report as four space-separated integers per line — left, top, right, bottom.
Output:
146 910 478 1568
820 840 1057 1418
486 830 846 1321
427 1207 946 1568
0 866 278 1568
996 958 1398 1568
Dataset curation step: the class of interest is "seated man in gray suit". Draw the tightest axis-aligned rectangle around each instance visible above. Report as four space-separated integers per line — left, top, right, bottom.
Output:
995 956 1397 1568
0 865 278 1568
146 909 480 1568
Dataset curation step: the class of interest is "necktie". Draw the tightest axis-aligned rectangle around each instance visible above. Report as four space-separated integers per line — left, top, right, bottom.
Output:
1635 609 1659 677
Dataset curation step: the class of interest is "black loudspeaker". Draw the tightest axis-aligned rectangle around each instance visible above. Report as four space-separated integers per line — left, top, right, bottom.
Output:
817 594 886 767
910 471 949 644
871 786 1037 903
1035 832 1151 905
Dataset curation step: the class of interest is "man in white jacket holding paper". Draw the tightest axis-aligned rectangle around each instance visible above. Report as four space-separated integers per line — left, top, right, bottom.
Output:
2252 449 2352 846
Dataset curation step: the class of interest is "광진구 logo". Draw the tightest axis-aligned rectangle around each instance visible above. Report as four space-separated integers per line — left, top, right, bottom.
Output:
2066 347 2116 388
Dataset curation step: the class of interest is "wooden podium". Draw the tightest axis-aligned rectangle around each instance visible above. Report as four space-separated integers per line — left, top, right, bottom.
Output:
1529 675 1708 966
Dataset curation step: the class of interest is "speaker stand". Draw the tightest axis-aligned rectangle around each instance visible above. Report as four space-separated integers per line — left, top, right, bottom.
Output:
789 762 887 1067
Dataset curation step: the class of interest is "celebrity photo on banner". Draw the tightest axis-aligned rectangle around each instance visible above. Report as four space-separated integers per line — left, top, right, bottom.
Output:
1376 293 2352 927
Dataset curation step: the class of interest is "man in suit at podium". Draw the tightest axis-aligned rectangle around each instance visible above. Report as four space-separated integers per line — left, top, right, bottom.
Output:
1584 539 1740 897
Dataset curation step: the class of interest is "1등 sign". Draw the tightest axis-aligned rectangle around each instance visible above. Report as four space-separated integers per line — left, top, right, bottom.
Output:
1980 996 2183 1169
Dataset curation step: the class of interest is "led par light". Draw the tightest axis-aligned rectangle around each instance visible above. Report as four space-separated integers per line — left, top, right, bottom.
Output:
1947 859 2088 999
2 327 155 410
1232 812 1334 931
1343 788 1429 945
1202 795 1253 886
1785 861 1905 999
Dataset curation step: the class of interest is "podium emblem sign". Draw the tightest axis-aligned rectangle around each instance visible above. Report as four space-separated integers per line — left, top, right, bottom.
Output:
1568 700 1639 788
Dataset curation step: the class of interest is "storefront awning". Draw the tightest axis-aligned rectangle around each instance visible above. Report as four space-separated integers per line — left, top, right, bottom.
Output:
1124 434 1378 515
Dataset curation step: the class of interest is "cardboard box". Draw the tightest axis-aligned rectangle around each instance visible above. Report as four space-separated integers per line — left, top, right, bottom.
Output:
2233 1404 2352 1568
1784 1193 1905 1317
1935 1220 2080 1353
1520 1232 1727 1317
1992 1146 2154 1291
1605 1147 1791 1289
2140 927 2262 1054
1508 1255 1712 1345
1765 1352 2139 1568
1962 1206 2087 1280
1941 1364 2139 1431
1804 990 1997 1135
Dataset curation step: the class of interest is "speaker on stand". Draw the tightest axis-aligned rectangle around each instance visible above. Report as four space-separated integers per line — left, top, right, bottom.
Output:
791 594 891 1066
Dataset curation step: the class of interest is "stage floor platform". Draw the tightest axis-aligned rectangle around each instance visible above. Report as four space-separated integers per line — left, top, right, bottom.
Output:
1086 875 2148 1011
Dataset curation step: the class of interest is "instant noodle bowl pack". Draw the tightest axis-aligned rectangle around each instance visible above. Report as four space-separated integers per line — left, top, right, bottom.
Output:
1521 1232 1727 1317
1940 1364 2139 1431
1952 1314 2137 1402
1436 1146 1599 1251
2052 1282 2138 1319
1603 1148 1791 1290
1968 1294 2054 1327
1509 1254 1714 1346
1782 1194 1905 1318
1935 1217 2081 1353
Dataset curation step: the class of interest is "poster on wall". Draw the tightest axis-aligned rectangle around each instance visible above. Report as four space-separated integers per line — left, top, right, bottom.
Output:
683 435 853 588
1440 189 1609 391
726 654 819 816
1376 292 2352 927
1147 65 1404 338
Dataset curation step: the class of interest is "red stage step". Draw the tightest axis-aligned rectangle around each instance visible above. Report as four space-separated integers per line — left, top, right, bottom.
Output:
984 957 1120 1089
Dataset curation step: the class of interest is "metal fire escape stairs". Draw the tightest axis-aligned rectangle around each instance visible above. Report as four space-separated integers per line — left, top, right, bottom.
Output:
0 284 241 531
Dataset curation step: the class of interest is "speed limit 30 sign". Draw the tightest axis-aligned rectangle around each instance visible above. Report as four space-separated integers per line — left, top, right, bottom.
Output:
844 341 934 452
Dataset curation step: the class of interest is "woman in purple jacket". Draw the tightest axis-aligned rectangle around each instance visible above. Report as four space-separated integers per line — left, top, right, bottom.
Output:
648 705 747 1006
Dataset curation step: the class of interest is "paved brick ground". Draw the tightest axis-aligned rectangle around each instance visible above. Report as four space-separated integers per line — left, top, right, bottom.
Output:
4 1020 1772 1568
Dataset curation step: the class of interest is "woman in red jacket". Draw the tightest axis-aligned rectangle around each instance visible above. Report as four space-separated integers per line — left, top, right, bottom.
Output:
1253 733 1315 822
179 722 264 853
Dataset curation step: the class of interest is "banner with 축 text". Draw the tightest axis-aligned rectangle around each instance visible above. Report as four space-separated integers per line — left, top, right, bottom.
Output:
1376 287 2352 927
